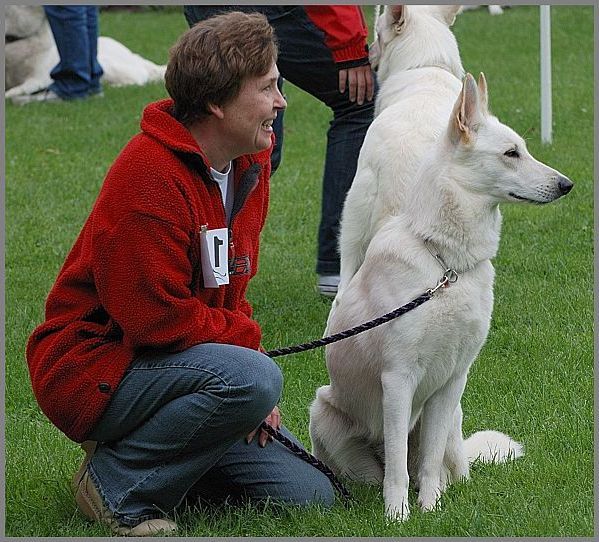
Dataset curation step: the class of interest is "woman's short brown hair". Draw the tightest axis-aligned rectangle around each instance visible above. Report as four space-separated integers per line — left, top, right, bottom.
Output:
165 11 278 125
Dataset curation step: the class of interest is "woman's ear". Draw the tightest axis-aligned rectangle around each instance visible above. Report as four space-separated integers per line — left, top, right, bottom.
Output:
207 103 225 119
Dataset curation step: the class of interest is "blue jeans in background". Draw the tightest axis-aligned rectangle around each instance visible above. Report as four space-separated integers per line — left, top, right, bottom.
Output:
184 6 377 276
43 5 103 99
86 344 334 526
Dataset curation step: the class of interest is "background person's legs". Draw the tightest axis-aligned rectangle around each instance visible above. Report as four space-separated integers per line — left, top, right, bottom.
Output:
43 5 103 99
84 5 103 96
262 6 376 285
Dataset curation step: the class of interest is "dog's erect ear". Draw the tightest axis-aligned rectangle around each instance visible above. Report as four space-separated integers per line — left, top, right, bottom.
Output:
389 5 406 32
449 73 482 144
477 72 489 113
436 5 462 26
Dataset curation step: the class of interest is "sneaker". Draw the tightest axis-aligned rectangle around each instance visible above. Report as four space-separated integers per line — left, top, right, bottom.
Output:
11 88 66 106
317 274 340 297
75 470 178 536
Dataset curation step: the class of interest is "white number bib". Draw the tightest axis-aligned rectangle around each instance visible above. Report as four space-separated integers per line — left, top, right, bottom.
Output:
200 226 229 288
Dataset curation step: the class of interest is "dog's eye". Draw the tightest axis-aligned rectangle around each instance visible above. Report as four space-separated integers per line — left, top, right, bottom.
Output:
504 148 520 158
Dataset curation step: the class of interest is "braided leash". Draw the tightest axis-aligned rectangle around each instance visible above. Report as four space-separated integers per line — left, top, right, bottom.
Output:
260 291 435 501
259 421 352 502
265 292 432 359
259 264 459 501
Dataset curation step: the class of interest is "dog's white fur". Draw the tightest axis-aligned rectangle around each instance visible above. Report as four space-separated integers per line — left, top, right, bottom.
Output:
310 5 572 521
336 5 465 296
5 6 166 98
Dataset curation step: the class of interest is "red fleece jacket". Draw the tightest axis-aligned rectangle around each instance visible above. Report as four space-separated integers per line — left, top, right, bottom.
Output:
26 99 272 442
304 5 369 64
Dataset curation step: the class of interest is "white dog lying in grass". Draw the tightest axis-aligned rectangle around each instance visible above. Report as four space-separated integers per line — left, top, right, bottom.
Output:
5 5 166 98
310 5 572 521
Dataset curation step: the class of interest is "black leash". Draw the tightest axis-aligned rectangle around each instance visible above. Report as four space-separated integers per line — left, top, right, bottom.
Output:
264 291 433 359
259 421 352 502
258 266 459 502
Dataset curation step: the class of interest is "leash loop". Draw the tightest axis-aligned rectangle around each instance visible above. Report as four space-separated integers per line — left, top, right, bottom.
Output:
445 268 459 284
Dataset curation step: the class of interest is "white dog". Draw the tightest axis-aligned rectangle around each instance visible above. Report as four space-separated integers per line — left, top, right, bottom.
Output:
310 5 572 521
336 5 466 298
5 6 166 99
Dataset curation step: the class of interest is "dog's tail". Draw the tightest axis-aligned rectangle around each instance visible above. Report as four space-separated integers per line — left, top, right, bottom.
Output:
463 430 524 464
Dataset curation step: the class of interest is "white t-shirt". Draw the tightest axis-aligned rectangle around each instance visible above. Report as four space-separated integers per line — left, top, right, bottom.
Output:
210 162 234 222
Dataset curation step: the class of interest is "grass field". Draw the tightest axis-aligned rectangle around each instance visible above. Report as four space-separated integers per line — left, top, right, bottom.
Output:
4 5 594 537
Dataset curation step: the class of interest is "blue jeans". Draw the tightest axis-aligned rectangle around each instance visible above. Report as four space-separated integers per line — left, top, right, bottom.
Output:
86 344 334 526
184 6 377 275
43 5 103 99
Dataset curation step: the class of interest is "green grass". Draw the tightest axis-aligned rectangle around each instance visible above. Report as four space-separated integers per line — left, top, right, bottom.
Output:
5 5 594 537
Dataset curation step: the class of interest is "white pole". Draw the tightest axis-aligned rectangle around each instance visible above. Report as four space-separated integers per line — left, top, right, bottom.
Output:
540 5 552 144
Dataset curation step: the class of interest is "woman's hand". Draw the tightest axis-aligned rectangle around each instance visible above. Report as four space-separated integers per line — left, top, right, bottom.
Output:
246 405 281 448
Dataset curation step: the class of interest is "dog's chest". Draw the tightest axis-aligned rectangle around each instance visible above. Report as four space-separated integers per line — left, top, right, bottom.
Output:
325 257 494 433
407 272 494 397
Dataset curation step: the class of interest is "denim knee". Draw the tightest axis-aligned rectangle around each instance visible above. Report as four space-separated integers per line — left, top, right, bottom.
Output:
218 347 283 431
288 475 335 508
242 351 283 417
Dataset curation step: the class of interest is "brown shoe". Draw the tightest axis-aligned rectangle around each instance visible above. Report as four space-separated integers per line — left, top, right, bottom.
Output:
71 440 97 493
75 470 177 536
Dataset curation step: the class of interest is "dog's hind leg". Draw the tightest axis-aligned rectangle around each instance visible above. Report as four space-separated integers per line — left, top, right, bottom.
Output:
309 386 383 483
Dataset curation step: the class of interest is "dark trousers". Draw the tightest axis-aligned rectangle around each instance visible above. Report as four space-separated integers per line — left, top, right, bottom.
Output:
184 6 377 275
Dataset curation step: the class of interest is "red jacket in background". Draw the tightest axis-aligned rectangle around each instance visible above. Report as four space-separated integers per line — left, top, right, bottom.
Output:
26 99 272 442
304 5 369 64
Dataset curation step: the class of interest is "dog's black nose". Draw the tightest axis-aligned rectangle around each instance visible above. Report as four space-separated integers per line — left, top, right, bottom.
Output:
558 176 573 195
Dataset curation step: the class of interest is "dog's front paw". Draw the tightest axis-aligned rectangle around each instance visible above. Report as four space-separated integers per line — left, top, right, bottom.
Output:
385 499 410 522
417 484 441 512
